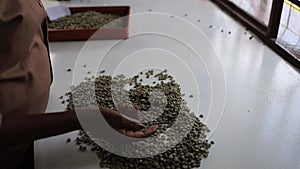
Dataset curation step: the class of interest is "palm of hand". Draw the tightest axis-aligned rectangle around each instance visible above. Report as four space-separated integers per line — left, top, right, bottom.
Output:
101 104 159 138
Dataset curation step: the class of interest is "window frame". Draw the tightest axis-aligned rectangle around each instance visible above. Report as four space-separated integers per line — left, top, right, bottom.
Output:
211 0 300 69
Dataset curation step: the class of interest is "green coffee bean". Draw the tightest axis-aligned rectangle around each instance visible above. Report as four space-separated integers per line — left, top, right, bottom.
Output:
66 138 71 143
48 11 124 29
65 69 213 169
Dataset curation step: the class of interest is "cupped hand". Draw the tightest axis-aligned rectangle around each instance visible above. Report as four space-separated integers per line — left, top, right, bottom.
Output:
99 104 159 138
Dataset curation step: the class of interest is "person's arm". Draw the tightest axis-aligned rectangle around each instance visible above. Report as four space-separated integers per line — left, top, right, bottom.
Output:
0 106 158 150
0 110 80 150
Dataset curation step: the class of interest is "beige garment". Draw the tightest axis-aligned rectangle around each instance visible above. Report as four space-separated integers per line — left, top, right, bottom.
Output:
0 0 52 168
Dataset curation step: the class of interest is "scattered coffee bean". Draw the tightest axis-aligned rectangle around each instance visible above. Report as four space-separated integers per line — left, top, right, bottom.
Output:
66 138 71 143
64 69 214 169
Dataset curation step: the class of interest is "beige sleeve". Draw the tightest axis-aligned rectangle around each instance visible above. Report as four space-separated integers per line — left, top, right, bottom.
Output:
0 113 2 128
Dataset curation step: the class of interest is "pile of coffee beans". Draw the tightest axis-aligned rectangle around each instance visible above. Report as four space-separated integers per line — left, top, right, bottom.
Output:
64 70 214 169
48 11 123 29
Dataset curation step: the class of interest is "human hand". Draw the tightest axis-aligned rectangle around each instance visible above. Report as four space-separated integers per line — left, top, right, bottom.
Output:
100 104 158 138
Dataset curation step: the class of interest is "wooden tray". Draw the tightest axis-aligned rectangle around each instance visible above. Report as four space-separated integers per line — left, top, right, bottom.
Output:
48 6 130 41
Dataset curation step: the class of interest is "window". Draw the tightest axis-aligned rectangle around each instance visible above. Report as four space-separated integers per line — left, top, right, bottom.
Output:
211 0 300 68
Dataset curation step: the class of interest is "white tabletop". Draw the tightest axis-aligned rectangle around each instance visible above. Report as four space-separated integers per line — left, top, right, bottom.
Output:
36 0 300 169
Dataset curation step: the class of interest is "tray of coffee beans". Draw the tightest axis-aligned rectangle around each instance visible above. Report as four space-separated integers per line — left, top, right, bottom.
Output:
48 6 130 41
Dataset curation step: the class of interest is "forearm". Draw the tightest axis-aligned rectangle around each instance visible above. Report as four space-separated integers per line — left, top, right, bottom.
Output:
0 110 81 150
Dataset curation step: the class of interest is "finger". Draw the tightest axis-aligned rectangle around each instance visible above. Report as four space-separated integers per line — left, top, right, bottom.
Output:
132 131 145 138
125 130 135 137
124 105 133 118
124 108 140 120
127 105 140 120
118 129 126 135
119 104 131 116
121 116 140 131
144 125 159 137
118 104 140 121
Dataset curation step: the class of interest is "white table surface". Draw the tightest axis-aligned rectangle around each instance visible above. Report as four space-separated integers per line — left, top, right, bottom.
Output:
36 0 300 169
